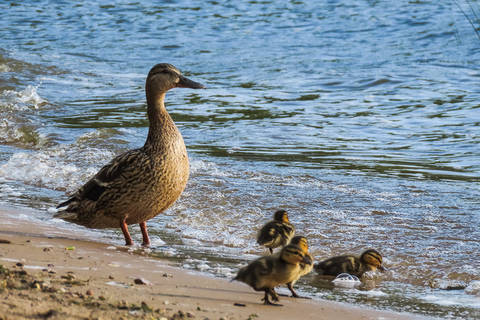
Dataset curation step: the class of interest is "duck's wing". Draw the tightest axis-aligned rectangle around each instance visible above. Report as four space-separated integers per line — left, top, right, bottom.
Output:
257 221 283 245
57 148 148 209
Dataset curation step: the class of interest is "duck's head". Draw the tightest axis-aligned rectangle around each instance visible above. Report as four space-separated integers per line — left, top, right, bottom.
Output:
146 63 205 94
273 209 289 223
280 237 312 265
360 249 386 271
289 235 309 252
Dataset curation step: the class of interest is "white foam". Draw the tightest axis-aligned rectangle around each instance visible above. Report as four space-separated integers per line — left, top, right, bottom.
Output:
0 85 45 110
421 293 480 308
0 146 114 192
465 281 480 295
351 289 388 297
0 64 11 72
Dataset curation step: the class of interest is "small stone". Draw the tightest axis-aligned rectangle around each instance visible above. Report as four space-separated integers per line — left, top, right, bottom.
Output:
86 289 93 296
108 275 114 280
43 248 52 252
233 302 246 307
134 278 150 285
99 295 106 301
0 239 11 244
186 312 195 318
16 262 23 267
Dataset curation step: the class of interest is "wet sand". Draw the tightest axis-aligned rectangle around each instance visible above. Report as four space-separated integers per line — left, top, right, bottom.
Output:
0 207 423 320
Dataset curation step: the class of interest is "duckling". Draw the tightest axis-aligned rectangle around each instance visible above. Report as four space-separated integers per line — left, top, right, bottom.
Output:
55 63 205 246
284 236 314 298
256 209 295 254
314 249 385 278
233 240 312 306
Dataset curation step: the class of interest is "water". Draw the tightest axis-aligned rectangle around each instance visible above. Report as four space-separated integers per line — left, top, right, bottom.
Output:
1 1 479 318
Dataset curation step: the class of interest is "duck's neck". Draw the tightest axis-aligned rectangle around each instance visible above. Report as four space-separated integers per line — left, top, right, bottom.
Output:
144 91 177 148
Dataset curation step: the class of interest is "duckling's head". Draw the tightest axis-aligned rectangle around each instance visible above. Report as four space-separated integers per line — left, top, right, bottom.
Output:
146 63 205 94
360 249 385 271
289 235 309 252
280 244 312 265
273 209 289 223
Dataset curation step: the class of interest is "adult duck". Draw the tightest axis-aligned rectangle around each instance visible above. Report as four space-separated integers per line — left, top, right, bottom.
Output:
55 63 205 246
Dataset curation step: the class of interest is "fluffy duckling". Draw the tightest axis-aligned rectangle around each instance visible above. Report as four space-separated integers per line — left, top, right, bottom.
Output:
233 240 312 306
256 209 295 254
55 64 205 246
284 236 314 298
314 249 385 278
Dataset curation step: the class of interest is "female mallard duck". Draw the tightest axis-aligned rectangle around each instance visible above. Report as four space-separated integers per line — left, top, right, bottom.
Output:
55 63 204 246
314 249 385 278
233 239 311 306
256 209 295 254
284 236 314 298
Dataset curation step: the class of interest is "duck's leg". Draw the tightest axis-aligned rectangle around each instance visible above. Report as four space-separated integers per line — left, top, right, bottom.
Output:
139 221 150 246
120 219 133 246
262 289 282 306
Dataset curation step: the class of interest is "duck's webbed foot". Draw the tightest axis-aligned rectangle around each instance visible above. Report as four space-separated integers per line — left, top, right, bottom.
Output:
262 289 282 306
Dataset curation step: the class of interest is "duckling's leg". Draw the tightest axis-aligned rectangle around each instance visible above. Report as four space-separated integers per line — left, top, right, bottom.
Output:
262 289 282 306
285 282 311 299
120 219 133 246
287 282 300 297
139 221 150 246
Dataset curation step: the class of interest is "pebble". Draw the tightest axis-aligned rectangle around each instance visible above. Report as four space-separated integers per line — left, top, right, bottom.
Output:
86 289 93 296
133 278 150 285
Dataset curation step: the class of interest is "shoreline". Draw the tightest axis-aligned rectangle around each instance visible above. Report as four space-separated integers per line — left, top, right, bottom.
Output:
0 205 423 320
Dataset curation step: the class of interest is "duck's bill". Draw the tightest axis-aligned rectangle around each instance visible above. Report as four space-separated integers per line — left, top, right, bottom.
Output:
177 75 205 89
378 265 387 272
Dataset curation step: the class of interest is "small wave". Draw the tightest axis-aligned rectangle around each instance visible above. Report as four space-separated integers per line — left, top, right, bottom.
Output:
0 120 51 147
0 145 115 193
0 85 46 111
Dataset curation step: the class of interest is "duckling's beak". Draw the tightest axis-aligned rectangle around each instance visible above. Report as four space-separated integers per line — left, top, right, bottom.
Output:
177 75 205 89
302 254 312 265
378 265 387 272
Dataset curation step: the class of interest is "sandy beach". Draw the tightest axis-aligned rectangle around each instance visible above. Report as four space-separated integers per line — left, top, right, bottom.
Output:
0 206 423 320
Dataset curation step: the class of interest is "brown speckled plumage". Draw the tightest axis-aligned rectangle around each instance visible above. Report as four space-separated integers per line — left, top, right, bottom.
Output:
55 63 204 246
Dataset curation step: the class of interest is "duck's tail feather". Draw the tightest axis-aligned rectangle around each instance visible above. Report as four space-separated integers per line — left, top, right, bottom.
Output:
56 197 75 209
53 210 78 221
54 197 80 222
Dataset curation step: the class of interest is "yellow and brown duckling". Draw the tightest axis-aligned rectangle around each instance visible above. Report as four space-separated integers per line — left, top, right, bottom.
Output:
284 236 314 298
314 249 385 278
55 63 205 246
233 238 312 306
256 209 295 254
